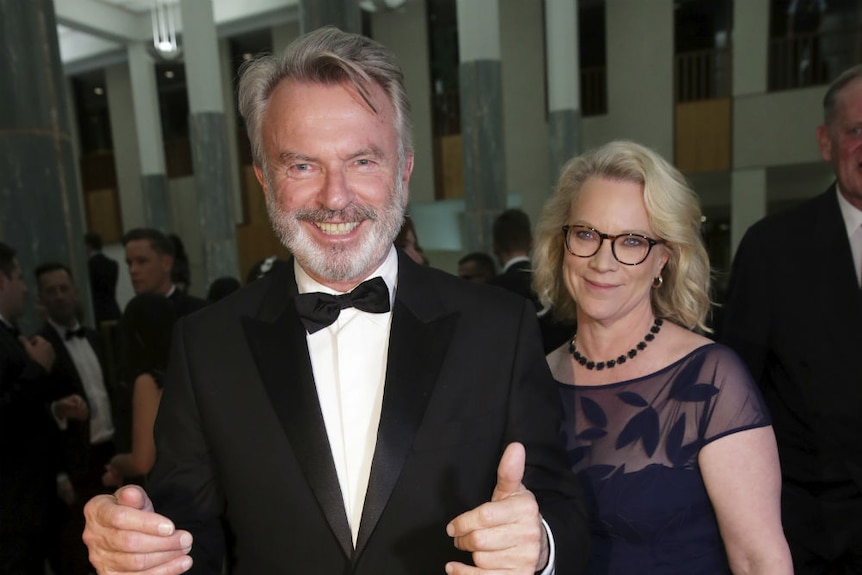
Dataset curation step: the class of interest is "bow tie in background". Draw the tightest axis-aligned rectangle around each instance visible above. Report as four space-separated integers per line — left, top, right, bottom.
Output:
66 327 87 340
295 276 390 334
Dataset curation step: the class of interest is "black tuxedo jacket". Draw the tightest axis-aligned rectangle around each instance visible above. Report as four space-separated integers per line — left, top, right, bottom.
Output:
167 289 207 318
39 322 110 482
720 186 862 548
149 251 589 574
89 252 121 323
488 259 534 300
488 260 575 354
0 324 67 539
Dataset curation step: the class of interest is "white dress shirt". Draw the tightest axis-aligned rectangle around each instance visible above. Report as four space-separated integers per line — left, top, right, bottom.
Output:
836 185 862 287
295 248 557 571
49 319 115 444
295 248 397 546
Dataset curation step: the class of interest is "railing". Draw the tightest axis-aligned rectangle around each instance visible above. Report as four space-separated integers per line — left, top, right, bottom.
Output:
769 26 862 91
675 48 732 103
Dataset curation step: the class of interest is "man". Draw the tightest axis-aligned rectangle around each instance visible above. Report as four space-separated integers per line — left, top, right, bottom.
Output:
0 243 87 574
488 208 574 354
720 64 862 574
85 231 121 325
36 262 116 575
457 252 496 283
83 27 589 575
122 228 206 317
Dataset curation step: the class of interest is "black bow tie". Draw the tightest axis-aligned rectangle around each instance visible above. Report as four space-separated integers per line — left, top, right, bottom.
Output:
66 327 87 340
295 277 390 334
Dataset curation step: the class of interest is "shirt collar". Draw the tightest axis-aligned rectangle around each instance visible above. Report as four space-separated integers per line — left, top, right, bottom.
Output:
48 317 81 336
836 184 862 239
294 245 398 310
502 255 530 273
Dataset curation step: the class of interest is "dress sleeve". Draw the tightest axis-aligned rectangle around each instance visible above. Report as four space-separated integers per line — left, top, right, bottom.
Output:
701 345 772 445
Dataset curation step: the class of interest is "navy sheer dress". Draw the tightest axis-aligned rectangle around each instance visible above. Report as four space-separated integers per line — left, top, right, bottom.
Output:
557 343 770 574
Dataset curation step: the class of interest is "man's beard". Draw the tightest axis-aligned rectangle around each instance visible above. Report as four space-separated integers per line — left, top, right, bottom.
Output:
265 172 406 283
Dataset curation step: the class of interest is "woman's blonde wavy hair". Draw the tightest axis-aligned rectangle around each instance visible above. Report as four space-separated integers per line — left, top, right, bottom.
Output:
532 140 712 332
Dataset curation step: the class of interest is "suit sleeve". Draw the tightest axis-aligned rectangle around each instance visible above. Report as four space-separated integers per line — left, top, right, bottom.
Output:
507 300 591 575
148 322 226 575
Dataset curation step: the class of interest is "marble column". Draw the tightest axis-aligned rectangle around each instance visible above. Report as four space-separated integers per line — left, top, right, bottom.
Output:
730 168 767 255
300 0 362 34
457 0 506 255
127 42 172 231
180 0 239 287
545 0 581 188
729 0 770 258
0 0 91 331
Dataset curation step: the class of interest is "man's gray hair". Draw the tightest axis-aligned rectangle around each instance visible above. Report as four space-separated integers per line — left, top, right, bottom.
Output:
237 26 413 171
823 64 862 125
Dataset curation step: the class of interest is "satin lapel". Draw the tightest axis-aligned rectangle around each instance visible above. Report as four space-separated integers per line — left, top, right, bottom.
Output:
353 254 460 556
240 263 353 557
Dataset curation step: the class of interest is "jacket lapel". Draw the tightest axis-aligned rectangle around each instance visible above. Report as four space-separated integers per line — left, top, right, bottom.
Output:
241 261 353 557
810 188 862 355
353 252 460 556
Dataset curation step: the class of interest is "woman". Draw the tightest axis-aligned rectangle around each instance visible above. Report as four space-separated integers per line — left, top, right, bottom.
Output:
102 293 176 487
533 141 792 574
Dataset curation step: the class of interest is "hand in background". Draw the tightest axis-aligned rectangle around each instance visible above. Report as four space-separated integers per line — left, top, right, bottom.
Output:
57 475 77 506
20 334 55 371
54 394 89 421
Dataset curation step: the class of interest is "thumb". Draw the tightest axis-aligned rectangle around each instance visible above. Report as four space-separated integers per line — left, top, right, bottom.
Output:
492 442 526 502
115 484 155 513
18 335 32 349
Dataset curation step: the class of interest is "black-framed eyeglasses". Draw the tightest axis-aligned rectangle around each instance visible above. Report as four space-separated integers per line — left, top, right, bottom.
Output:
562 225 665 266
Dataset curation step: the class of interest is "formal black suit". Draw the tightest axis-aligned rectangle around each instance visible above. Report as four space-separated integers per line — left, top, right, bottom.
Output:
488 259 576 354
149 251 590 575
0 322 68 574
720 185 862 571
88 252 121 325
39 322 114 487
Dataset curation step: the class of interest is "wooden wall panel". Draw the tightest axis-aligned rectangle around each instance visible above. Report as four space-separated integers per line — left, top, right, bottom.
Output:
675 98 731 174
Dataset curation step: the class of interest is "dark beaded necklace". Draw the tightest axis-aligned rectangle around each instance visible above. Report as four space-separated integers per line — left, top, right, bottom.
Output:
569 317 664 371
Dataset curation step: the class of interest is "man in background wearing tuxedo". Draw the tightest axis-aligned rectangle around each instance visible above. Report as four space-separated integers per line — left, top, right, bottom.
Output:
121 228 206 318
36 261 116 575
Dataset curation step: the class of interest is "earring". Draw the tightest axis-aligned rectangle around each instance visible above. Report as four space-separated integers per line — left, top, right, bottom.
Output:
652 275 663 289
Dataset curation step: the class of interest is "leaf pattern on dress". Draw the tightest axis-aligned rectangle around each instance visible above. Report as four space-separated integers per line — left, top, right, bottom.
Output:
666 413 704 467
669 382 719 402
577 427 608 441
668 354 715 402
615 406 660 456
580 396 608 427
617 391 649 407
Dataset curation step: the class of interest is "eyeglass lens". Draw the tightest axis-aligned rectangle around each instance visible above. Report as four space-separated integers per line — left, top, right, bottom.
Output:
566 226 652 265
